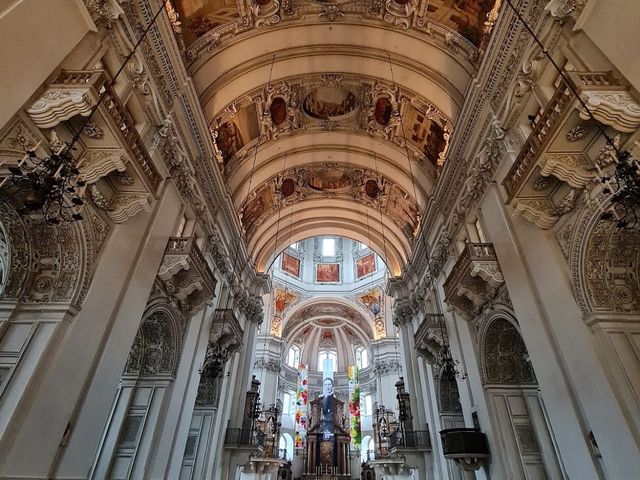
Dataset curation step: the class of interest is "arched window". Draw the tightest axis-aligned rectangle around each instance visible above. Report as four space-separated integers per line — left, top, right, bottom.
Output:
318 350 337 373
287 345 300 368
279 433 294 460
360 393 373 416
355 346 369 369
282 390 296 415
361 436 375 462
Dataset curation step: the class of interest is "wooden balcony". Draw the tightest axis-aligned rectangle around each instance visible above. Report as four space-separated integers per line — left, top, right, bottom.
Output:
443 243 503 318
158 236 217 313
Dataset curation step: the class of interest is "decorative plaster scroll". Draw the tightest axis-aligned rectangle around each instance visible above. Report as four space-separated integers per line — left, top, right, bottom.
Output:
470 261 504 289
27 90 99 129
539 152 594 189
80 148 128 184
158 255 190 281
512 197 559 230
579 91 640 133
106 192 152 223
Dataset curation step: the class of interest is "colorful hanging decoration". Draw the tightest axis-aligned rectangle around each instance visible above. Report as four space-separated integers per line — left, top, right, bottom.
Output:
295 364 309 449
348 365 361 449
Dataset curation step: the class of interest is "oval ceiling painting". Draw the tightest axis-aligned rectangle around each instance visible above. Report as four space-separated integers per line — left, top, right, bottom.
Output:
307 168 351 192
365 179 379 199
281 177 296 197
303 86 358 121
270 97 287 125
374 97 392 126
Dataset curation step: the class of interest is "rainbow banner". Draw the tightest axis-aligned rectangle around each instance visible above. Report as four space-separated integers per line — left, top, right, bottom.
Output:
348 365 361 449
295 364 309 449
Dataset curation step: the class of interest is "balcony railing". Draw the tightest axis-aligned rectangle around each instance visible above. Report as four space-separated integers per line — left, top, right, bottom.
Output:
224 428 264 447
443 243 503 317
502 80 573 200
388 430 431 450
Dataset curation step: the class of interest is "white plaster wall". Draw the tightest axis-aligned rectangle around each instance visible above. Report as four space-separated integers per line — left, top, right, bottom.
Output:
0 0 94 130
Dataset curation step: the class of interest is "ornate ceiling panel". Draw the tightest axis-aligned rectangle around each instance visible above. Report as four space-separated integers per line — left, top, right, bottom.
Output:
283 299 373 339
167 0 501 274
173 0 501 61
210 74 452 180
239 162 420 242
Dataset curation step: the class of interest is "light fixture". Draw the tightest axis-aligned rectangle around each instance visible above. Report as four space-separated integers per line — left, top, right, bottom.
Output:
200 343 229 379
433 315 467 382
503 0 639 228
0 2 168 224
1 145 86 224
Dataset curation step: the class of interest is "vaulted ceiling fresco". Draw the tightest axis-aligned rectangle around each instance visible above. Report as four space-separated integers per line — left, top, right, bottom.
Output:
172 0 501 51
168 0 503 273
239 163 420 241
283 301 373 339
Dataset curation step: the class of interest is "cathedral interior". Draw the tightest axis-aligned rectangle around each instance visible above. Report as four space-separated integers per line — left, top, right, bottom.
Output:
1 1 639 479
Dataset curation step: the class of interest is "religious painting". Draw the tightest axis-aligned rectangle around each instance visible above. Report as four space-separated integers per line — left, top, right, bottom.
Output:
215 104 260 163
174 0 240 47
355 253 376 279
270 97 288 125
303 86 359 121
386 186 419 239
281 253 301 277
402 103 447 167
316 263 340 283
240 184 273 232
358 290 382 317
425 0 498 47
374 97 392 126
307 167 352 192
274 288 297 314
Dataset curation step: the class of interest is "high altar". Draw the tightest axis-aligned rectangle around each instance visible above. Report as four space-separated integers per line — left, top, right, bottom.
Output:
303 395 351 479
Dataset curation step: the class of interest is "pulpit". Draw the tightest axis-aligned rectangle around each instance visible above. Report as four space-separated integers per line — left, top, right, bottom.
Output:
303 395 351 479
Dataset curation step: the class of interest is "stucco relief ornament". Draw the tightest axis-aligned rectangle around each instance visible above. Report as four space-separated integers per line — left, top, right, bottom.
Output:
83 0 124 28
544 0 576 23
318 4 345 21
251 0 281 28
383 0 415 29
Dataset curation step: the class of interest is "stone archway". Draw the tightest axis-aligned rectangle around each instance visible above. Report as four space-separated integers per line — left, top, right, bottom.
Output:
125 307 183 377
0 198 110 308
480 315 562 480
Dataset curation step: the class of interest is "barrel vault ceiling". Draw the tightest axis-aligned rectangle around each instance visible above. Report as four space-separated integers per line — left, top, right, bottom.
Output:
170 0 502 275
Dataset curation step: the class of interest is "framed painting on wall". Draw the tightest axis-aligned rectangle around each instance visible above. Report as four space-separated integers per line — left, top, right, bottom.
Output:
281 253 301 277
316 263 340 283
355 253 376 279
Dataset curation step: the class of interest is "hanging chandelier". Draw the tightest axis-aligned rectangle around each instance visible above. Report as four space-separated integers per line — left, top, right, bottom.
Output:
597 149 640 228
433 315 467 382
1 145 86 224
434 344 467 382
0 2 168 224
201 343 229 379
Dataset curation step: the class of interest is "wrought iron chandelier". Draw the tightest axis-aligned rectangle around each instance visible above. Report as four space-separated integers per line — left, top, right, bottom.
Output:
1 146 86 224
596 149 640 228
200 343 229 379
0 2 167 224
503 0 639 228
433 316 467 382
